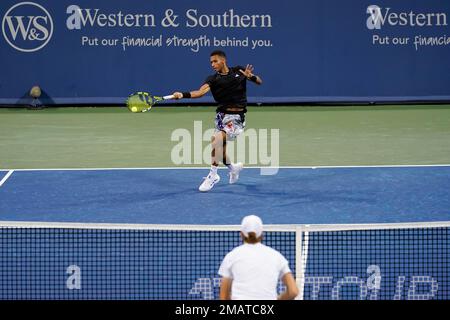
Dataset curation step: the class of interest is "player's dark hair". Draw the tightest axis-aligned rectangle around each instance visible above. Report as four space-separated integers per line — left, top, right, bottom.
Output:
243 232 263 244
210 50 226 58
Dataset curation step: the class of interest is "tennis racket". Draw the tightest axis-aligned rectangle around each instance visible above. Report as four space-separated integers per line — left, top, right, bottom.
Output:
126 91 175 113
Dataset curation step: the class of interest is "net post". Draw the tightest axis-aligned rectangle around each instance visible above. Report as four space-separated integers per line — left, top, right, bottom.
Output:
295 225 304 300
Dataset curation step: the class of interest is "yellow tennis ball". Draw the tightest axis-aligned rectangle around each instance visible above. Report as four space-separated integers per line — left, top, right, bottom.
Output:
30 85 41 98
131 106 138 112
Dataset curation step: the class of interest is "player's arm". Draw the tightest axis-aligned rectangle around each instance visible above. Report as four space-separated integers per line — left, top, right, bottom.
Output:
277 272 299 300
172 83 210 100
239 64 262 85
219 277 233 300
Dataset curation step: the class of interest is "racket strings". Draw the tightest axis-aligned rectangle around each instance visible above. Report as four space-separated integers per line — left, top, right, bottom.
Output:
126 92 156 112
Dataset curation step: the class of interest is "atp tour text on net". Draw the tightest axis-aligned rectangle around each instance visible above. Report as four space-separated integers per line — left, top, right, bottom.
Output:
188 265 439 300
65 264 440 300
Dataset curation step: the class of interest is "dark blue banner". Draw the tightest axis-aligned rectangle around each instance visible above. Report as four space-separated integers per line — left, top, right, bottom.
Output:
1 0 449 104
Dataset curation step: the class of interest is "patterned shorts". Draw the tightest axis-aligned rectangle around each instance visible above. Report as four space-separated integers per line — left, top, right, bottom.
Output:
215 112 246 141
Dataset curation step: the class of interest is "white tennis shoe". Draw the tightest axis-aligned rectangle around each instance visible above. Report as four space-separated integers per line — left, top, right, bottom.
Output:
229 162 243 184
199 172 220 192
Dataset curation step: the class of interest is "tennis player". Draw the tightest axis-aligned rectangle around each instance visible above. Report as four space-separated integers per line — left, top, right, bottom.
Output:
172 50 262 192
218 215 299 300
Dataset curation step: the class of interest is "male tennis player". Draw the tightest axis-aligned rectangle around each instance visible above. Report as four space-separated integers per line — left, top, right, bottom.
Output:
218 215 299 300
172 50 262 192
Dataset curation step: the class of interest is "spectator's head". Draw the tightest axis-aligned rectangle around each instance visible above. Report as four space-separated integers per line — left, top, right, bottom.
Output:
240 215 263 244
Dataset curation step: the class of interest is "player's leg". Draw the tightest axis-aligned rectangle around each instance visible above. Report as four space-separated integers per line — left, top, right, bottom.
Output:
221 136 242 184
211 130 227 167
199 130 225 192
221 114 245 184
211 130 244 184
198 113 244 191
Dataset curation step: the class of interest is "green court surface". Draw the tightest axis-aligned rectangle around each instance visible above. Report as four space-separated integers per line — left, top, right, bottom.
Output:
0 105 449 169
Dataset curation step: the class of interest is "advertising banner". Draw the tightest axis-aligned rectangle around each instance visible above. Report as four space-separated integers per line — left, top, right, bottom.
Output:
1 1 449 104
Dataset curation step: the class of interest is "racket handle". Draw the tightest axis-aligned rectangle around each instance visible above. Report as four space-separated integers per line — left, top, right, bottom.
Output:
163 95 175 100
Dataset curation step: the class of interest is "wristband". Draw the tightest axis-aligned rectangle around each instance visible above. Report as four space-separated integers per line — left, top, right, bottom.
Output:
182 92 191 98
249 75 258 82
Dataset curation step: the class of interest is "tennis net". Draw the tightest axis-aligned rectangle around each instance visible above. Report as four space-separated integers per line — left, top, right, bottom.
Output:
0 221 448 300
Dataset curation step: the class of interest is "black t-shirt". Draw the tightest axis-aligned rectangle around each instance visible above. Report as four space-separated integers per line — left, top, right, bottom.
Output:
204 66 248 114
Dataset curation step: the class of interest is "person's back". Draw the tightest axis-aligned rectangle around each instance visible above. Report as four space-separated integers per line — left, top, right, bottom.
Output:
218 215 299 300
220 242 290 300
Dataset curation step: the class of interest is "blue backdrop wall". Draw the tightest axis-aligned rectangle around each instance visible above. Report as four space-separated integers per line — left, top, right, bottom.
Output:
1 0 449 104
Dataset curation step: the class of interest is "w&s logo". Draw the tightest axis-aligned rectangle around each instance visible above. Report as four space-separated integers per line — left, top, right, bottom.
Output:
2 2 53 52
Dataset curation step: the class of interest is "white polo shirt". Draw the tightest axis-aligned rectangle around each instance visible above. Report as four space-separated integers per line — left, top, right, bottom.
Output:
218 243 292 300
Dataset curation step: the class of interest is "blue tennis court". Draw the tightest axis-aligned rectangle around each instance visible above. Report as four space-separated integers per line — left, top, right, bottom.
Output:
1 165 449 300
1 165 449 225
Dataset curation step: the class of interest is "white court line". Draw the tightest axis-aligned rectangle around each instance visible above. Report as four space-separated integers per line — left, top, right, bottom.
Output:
0 170 14 187
2 164 450 172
